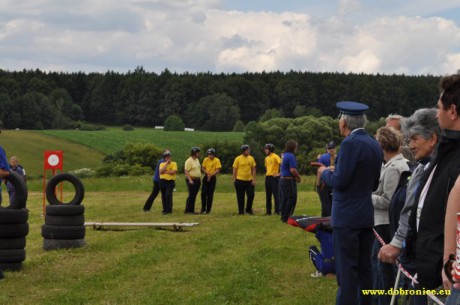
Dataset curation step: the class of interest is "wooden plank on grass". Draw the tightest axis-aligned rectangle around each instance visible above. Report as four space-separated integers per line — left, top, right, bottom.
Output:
84 222 199 231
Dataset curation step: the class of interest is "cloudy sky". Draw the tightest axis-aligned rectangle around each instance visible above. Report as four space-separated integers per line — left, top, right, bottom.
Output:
1 0 460 75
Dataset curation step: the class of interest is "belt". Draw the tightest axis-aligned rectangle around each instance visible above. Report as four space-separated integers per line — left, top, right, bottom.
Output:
280 176 294 180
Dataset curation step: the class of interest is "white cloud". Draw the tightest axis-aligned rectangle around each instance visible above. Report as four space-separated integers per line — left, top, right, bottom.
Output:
0 0 460 75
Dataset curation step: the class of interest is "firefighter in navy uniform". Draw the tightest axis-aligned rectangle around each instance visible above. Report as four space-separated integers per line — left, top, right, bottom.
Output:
318 101 383 305
316 141 336 217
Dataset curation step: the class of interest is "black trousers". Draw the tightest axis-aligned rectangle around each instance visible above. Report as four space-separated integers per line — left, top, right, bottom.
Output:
160 179 175 213
279 179 297 222
265 176 280 214
185 178 201 213
234 179 254 214
317 183 332 217
201 176 216 213
143 181 160 211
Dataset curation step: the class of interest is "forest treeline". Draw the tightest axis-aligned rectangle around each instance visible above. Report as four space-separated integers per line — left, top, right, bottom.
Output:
0 66 441 130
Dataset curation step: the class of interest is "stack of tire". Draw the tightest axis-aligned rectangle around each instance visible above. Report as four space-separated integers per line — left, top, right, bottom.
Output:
0 171 28 272
42 173 86 251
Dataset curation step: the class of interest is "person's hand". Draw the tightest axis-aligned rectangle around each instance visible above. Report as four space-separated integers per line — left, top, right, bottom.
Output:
251 180 255 186
445 255 460 289
378 244 401 264
188 179 194 185
295 176 301 183
317 166 327 176
443 265 453 290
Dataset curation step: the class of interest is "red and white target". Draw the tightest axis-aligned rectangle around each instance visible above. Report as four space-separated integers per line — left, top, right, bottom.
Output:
44 151 63 170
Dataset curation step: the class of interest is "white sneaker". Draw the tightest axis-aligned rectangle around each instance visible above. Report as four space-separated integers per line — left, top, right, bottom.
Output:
310 271 323 278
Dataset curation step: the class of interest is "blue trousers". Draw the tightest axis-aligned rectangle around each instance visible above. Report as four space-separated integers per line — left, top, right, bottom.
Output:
333 227 373 305
279 179 297 222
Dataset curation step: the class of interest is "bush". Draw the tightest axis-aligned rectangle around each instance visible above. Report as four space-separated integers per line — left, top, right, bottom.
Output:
232 120 245 132
95 164 114 177
199 140 242 174
128 165 151 176
69 168 96 178
123 143 163 168
112 163 131 176
78 122 106 131
164 115 185 131
97 143 162 177
122 124 135 131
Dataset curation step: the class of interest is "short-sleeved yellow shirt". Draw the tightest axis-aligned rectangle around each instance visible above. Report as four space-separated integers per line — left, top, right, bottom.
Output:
202 157 222 175
159 161 177 180
184 157 201 178
265 153 281 176
233 155 256 181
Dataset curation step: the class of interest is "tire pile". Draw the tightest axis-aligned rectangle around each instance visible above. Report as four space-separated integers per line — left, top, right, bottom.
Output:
0 171 28 272
42 173 86 251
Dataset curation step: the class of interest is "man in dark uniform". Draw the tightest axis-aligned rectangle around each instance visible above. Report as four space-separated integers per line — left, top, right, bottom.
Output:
318 101 383 305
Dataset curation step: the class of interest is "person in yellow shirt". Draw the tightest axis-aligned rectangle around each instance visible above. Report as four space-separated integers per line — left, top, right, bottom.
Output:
159 151 177 214
264 143 281 215
200 148 222 214
232 144 257 215
184 147 203 214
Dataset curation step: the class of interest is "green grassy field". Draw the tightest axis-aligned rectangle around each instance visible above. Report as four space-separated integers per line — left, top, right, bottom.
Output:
0 129 336 304
38 127 244 157
0 187 337 305
0 130 105 179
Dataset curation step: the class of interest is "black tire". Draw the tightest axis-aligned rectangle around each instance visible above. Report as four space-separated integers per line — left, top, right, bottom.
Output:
45 204 85 216
5 171 28 209
41 224 85 239
0 262 22 272
0 223 29 238
43 238 86 251
46 173 85 205
0 249 26 263
45 214 84 226
0 238 26 250
0 208 28 224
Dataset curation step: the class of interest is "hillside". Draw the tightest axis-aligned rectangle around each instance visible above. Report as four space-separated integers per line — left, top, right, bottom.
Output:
38 127 245 164
0 130 105 178
0 128 244 179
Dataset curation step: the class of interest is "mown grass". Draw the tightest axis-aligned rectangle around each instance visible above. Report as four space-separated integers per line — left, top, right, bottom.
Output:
0 185 337 305
26 174 318 193
38 127 245 158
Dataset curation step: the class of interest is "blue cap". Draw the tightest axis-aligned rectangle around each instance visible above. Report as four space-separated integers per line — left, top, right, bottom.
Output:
326 141 336 149
336 101 369 115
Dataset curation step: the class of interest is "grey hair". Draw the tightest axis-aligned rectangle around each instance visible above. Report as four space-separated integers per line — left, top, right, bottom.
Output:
401 108 441 140
341 114 367 130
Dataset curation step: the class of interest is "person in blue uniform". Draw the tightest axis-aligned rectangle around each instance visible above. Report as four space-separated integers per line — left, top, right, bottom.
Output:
143 151 168 212
316 141 336 216
318 101 383 305
279 140 302 222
